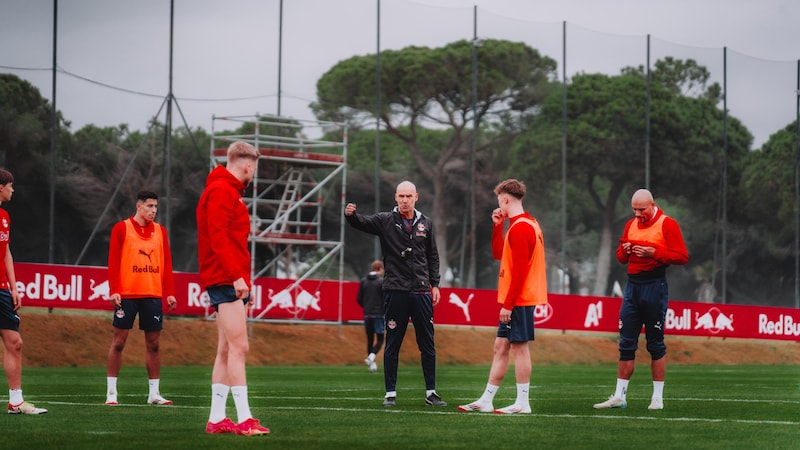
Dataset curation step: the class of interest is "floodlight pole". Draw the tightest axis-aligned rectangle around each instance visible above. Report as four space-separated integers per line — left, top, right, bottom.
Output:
374 0 381 260
645 34 651 190
160 0 175 237
49 0 58 265
468 6 478 287
560 21 568 293
721 47 728 304
795 59 799 309
278 0 283 115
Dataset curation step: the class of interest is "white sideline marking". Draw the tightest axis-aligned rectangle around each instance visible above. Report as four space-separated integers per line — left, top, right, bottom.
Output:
40 400 799 426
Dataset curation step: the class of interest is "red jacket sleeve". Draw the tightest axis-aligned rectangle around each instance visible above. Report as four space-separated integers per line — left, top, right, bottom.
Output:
107 220 126 297
492 222 504 261
654 217 689 266
616 220 633 264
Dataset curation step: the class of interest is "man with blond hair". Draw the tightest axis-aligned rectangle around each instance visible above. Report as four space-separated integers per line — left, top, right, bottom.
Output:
459 179 547 414
198 141 269 436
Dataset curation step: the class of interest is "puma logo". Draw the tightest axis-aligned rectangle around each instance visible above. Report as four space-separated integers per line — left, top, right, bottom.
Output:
138 249 154 263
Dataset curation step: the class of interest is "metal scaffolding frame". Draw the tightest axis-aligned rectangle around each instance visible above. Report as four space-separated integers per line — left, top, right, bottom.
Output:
209 114 348 322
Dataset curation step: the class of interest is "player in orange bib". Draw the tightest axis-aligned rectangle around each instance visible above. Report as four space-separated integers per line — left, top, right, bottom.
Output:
459 179 547 415
593 189 688 411
105 190 177 406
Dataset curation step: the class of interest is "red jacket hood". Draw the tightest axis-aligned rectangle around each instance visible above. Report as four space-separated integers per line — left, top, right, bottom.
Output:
205 164 245 192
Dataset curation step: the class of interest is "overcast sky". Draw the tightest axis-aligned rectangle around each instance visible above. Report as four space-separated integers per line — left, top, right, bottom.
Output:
2 0 799 148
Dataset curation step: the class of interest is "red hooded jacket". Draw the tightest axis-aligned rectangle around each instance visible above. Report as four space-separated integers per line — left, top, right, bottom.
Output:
196 165 251 288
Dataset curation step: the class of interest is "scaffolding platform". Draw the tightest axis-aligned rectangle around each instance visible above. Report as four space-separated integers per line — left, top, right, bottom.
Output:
211 147 345 165
210 114 348 321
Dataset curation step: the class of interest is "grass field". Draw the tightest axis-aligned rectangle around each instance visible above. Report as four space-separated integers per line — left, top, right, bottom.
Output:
4 364 798 449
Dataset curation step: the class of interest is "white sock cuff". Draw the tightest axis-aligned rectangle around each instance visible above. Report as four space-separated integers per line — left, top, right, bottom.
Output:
9 389 23 405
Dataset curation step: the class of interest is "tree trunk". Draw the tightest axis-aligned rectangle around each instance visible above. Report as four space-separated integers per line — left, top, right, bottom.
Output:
592 221 614 296
430 177 451 287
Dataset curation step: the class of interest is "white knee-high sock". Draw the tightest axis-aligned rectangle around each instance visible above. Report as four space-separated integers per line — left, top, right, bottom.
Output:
479 383 499 403
231 385 252 423
148 379 160 398
106 377 118 395
614 378 630 400
516 383 530 406
652 381 664 399
9 389 23 405
209 384 230 423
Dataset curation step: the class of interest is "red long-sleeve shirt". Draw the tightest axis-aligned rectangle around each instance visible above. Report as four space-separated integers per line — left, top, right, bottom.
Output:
616 207 688 276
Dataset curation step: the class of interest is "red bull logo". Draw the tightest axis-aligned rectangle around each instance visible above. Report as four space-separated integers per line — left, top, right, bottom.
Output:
16 273 84 302
534 304 553 325
694 307 734 334
758 314 800 337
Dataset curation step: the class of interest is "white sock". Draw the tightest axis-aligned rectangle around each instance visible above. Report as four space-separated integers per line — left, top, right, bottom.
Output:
614 378 629 400
231 385 252 423
148 379 160 398
478 383 499 403
516 383 530 406
652 381 664 399
385 391 397 398
426 389 437 397
209 384 230 423
367 352 376 363
9 389 23 405
107 377 118 395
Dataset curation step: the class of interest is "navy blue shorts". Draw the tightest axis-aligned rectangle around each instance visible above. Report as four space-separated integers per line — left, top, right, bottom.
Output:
0 289 20 331
206 285 251 312
112 298 163 331
364 316 385 334
496 305 535 343
618 278 668 361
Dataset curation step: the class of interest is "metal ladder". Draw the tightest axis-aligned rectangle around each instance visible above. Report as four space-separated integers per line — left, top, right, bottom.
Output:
275 168 303 233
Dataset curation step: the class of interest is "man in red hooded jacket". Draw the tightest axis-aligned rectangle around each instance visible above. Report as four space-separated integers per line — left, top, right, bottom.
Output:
197 141 268 436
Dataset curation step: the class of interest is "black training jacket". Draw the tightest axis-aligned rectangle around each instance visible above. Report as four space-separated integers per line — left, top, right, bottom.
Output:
345 207 441 292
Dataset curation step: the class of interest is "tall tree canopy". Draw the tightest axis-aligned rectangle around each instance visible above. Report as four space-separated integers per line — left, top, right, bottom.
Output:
313 39 558 284
733 121 797 305
509 59 751 298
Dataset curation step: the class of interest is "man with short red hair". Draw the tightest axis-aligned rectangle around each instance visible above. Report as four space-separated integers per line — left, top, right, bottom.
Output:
459 178 547 414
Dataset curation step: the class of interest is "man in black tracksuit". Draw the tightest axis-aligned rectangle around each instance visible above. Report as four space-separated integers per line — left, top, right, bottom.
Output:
344 180 446 407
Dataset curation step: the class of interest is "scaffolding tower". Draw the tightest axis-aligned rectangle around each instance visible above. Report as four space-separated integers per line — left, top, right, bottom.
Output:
210 114 348 321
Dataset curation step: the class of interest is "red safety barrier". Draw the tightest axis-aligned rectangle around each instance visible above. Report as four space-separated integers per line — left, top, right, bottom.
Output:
13 262 800 341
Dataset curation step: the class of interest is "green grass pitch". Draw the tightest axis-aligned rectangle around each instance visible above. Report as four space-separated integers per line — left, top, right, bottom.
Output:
5 364 798 449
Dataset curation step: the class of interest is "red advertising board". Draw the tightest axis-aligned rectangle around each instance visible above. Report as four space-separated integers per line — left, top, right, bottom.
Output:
13 262 800 341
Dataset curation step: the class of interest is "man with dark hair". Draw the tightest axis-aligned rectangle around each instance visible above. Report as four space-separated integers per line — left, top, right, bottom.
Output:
459 179 547 414
105 190 177 406
0 168 48 415
345 180 446 408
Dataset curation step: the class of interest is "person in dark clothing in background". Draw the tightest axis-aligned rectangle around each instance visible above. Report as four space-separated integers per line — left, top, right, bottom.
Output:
357 260 385 373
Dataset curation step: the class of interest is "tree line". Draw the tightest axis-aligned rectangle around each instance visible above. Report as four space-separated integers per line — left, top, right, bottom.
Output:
0 38 796 307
